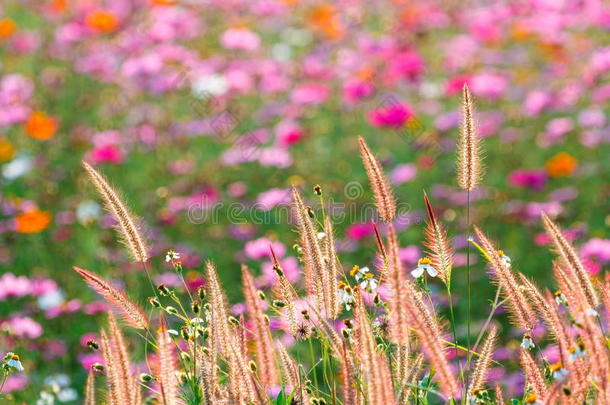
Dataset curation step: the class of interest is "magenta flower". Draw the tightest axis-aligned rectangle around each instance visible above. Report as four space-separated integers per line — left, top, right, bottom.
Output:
581 238 610 264
342 78 374 104
89 145 124 165
346 223 375 241
275 121 304 147
508 169 547 191
368 100 413 128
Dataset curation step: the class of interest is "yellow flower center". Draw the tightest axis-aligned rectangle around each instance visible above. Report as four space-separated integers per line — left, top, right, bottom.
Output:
549 362 563 372
350 265 359 276
11 354 19 361
418 258 432 265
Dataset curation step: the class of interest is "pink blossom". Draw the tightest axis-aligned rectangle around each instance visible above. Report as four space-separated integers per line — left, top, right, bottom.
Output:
261 256 300 285
291 84 329 105
390 164 417 185
0 273 32 300
508 169 547 191
445 75 470 96
78 353 103 370
245 237 285 260
386 50 424 82
258 147 292 168
398 245 421 264
580 238 610 264
523 90 551 116
2 374 28 393
256 188 291 211
346 223 375 241
368 100 413 128
342 78 374 104
8 316 43 339
221 28 261 51
469 72 507 99
84 301 110 315
275 121 304 146
89 145 124 164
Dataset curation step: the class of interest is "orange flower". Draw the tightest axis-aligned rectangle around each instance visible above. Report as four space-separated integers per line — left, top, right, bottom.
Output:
24 111 58 140
150 0 177 5
16 210 52 233
50 0 67 13
85 10 119 33
307 3 344 40
0 18 17 39
545 152 578 178
0 137 15 161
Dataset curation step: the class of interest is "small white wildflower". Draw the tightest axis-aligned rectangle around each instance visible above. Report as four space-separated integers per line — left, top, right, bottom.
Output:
338 281 355 311
165 250 180 262
568 342 585 361
168 329 179 336
411 258 438 279
359 273 378 292
349 265 369 282
497 250 511 267
585 308 598 317
554 290 567 306
316 232 326 240
7 354 24 372
521 333 535 350
550 362 569 381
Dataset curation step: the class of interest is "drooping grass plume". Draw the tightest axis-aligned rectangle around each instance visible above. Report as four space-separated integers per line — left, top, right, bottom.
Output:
402 279 460 399
397 353 423 405
354 296 396 405
84 371 95 405
205 261 232 357
292 187 334 317
469 325 497 396
423 191 453 283
100 313 140 405
157 319 178 405
473 227 537 331
456 84 483 191
242 265 277 387
322 216 341 318
495 385 505 405
519 349 547 398
382 224 410 346
541 213 599 309
518 274 571 365
82 161 148 263
358 136 395 222
276 341 311 405
270 246 300 337
73 267 148 330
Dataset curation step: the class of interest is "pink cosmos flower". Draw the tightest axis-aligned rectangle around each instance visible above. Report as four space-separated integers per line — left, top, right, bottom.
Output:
469 72 507 99
8 316 43 339
275 121 304 146
221 28 261 51
0 273 32 300
346 223 375 241
78 353 103 370
342 78 374 104
89 145 124 164
508 169 547 191
524 90 551 117
386 50 424 82
245 237 286 260
256 188 291 211
390 164 417 185
2 374 28 393
368 100 413 128
291 84 329 105
581 238 610 264
261 256 300 285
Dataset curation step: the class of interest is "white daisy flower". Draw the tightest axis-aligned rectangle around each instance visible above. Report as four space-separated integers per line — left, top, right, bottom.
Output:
550 362 569 381
497 250 511 267
411 258 438 279
521 333 535 350
7 354 24 372
166 250 180 262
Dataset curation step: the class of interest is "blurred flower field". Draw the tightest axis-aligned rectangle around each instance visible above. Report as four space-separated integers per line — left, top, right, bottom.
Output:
0 0 609 403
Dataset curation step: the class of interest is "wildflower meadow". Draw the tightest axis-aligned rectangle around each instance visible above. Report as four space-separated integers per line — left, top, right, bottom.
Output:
0 0 609 404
